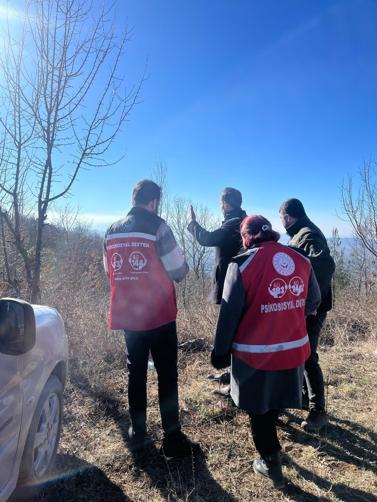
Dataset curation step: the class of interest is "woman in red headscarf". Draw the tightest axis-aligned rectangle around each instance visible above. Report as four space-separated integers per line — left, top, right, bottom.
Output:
211 215 321 489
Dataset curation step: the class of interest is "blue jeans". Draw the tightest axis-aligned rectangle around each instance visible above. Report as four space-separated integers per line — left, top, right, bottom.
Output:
124 321 181 436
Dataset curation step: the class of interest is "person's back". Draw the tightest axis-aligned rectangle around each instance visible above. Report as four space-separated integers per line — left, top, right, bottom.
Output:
232 240 312 371
285 216 335 312
211 215 321 488
187 187 246 304
103 179 192 458
105 206 178 331
214 208 246 293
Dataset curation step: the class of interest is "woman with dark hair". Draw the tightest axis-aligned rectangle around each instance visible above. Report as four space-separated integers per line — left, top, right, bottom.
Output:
211 215 321 488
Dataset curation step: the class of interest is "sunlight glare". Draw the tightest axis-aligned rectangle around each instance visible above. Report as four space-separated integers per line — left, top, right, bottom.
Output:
0 4 23 21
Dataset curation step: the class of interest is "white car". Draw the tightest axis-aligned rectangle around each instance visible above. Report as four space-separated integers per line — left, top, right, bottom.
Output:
0 298 68 501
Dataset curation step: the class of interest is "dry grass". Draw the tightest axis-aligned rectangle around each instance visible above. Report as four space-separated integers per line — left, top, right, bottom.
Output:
323 290 377 346
12 260 377 501
15 303 377 501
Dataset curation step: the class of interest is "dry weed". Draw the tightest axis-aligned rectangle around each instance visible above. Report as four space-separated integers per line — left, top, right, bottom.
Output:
25 265 377 501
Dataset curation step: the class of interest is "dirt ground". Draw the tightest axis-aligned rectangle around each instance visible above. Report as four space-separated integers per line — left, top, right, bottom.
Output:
13 340 377 502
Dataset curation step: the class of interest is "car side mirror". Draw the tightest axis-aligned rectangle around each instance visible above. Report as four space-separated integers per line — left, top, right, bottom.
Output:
0 298 36 356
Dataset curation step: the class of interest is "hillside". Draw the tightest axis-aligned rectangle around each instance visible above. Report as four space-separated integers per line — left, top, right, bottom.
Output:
14 335 377 501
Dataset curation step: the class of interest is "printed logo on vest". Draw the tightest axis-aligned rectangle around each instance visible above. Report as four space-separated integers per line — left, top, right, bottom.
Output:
111 252 123 272
129 251 147 271
288 276 305 296
268 278 288 299
272 252 295 276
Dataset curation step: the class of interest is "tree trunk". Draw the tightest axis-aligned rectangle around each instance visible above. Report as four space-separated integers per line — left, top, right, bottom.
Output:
30 216 44 303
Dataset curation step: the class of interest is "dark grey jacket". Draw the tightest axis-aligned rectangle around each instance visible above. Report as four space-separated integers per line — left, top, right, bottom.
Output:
287 217 335 313
187 207 246 304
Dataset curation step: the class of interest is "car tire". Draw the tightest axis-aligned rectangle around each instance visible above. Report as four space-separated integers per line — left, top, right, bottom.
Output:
19 375 63 483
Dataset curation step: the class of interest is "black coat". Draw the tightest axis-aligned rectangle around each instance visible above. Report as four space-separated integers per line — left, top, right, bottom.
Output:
187 208 246 304
287 217 335 313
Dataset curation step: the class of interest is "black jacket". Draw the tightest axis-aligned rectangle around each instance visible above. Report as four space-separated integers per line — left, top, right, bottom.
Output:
287 216 335 313
187 207 246 304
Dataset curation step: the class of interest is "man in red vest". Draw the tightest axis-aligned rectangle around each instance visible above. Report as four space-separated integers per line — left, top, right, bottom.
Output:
104 180 192 457
211 215 321 488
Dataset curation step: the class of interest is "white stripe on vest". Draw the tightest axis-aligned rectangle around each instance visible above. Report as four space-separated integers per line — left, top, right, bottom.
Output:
106 232 157 242
232 334 309 353
239 248 259 272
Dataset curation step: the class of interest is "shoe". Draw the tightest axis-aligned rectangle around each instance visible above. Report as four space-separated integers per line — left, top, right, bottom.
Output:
213 384 231 397
207 371 230 385
128 426 152 452
218 371 230 385
253 453 285 489
160 431 193 458
301 410 328 431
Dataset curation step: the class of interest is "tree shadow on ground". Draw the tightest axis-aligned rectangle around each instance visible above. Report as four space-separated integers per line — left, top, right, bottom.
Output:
286 458 376 502
130 444 235 502
279 479 332 502
70 361 235 501
10 454 129 502
277 411 377 501
281 411 377 475
69 359 133 450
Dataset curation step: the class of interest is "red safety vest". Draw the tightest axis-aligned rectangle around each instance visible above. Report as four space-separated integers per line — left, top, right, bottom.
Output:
105 231 177 331
232 241 311 370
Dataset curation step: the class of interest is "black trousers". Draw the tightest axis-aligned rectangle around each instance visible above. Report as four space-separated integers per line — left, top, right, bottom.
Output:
305 312 327 412
248 410 281 457
124 321 180 436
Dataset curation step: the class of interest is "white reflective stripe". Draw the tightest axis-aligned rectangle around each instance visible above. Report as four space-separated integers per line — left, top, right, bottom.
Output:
232 334 309 353
106 232 156 242
103 253 108 273
239 249 259 273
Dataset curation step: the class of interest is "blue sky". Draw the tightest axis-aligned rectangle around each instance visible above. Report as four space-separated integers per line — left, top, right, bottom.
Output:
5 0 377 235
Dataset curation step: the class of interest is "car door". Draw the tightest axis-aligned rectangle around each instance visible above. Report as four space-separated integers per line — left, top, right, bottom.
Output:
0 352 23 497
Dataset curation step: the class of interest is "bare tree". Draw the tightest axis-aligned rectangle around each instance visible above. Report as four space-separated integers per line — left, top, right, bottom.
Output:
150 165 219 300
0 0 141 301
0 211 22 296
341 162 377 259
168 197 217 278
167 196 218 305
151 161 170 219
348 239 376 297
329 227 350 295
